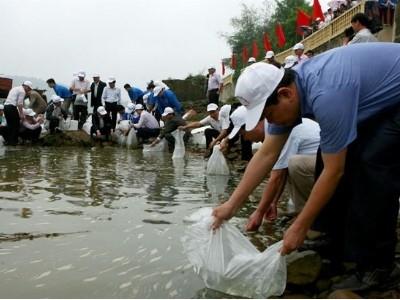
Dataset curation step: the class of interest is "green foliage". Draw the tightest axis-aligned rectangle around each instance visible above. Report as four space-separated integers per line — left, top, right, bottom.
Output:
224 0 311 81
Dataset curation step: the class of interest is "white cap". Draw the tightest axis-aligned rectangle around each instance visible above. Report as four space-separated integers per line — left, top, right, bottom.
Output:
153 86 164 97
316 17 321 21
23 81 33 89
51 95 64 103
78 72 86 78
284 55 298 69
162 107 174 117
248 57 256 63
125 103 135 113
208 66 216 70
153 81 169 90
23 108 36 117
107 77 116 83
235 62 284 130
207 103 219 112
228 106 247 139
0 104 4 110
97 106 107 115
265 51 275 59
134 103 144 110
92 73 100 78
293 43 304 50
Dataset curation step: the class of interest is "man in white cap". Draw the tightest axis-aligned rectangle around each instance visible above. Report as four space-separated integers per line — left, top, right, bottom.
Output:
20 108 44 143
45 95 68 134
212 43 400 291
70 71 91 129
206 66 223 105
132 103 160 143
152 85 183 120
247 57 256 66
180 103 230 157
102 77 121 130
91 106 112 141
283 55 298 69
264 51 281 68
151 107 188 151
293 43 308 63
3 81 33 145
90 74 106 113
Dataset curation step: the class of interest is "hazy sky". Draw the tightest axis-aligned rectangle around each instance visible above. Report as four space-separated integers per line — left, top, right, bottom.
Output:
0 0 328 90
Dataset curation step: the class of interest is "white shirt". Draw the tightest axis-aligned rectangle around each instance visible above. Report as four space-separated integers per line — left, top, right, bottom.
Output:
296 54 309 63
134 111 159 129
199 108 230 132
348 28 378 44
4 86 26 106
207 73 222 91
70 79 90 95
266 118 321 170
102 87 121 103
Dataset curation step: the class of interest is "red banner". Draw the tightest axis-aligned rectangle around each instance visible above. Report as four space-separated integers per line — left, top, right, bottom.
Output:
296 9 311 35
263 33 272 51
275 23 286 48
252 40 259 59
241 47 249 64
313 0 325 21
231 53 237 69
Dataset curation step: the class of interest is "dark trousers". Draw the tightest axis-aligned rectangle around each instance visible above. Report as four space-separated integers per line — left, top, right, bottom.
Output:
313 105 400 269
136 128 160 140
19 126 41 142
229 132 253 161
204 128 220 149
208 89 219 105
105 102 118 130
4 105 20 145
48 118 60 134
73 105 88 130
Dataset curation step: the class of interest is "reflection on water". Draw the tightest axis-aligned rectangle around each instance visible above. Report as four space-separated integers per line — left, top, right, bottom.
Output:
0 146 278 298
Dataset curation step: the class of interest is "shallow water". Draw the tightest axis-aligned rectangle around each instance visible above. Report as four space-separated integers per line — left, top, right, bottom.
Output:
0 146 283 298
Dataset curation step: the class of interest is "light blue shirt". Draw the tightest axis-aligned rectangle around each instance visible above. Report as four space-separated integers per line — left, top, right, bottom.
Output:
154 89 183 115
268 43 400 153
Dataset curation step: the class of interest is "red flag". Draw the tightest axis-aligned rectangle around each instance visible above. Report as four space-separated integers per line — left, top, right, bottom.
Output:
241 47 248 64
221 61 225 75
296 9 311 35
252 40 259 59
313 0 325 21
263 33 272 51
275 23 286 48
231 53 237 69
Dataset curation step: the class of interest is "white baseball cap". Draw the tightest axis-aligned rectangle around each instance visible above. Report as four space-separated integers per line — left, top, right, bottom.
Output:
142 92 150 101
208 66 216 70
78 72 86 78
207 103 219 112
153 86 164 97
248 57 256 63
97 106 107 115
265 51 275 59
235 62 284 130
107 77 116 83
284 55 298 69
162 107 174 117
92 73 100 78
0 104 4 110
228 106 247 139
23 81 33 89
51 95 64 103
125 103 135 113
23 108 36 117
293 43 304 50
134 104 144 110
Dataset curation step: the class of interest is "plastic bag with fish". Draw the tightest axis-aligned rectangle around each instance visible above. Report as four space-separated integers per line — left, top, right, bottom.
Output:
143 139 167 152
171 129 185 159
206 145 229 175
182 207 286 298
126 128 138 148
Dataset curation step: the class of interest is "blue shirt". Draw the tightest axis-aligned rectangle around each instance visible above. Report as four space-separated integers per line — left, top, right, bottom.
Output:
120 112 139 123
127 87 144 103
154 89 183 115
269 43 400 153
53 84 72 98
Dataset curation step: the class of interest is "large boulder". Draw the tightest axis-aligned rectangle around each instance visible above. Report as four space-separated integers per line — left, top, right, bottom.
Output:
287 250 322 285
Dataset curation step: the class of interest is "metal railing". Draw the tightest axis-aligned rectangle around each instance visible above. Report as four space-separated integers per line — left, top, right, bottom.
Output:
275 1 365 62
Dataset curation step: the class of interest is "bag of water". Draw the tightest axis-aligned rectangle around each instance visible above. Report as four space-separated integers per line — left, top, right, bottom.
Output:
126 128 138 148
182 207 287 298
206 145 229 175
171 129 185 159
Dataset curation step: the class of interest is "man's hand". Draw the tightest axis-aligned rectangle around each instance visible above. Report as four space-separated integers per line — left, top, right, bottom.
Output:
96 130 101 137
219 138 229 153
211 201 236 230
245 209 264 232
150 138 160 147
280 222 308 255
178 125 186 131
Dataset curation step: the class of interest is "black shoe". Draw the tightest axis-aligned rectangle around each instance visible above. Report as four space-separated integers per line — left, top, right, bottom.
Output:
332 264 400 291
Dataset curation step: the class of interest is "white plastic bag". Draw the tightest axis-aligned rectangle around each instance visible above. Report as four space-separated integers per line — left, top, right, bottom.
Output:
143 139 167 152
171 129 185 159
126 128 138 148
182 207 287 298
206 145 229 175
75 94 88 103
82 115 92 135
